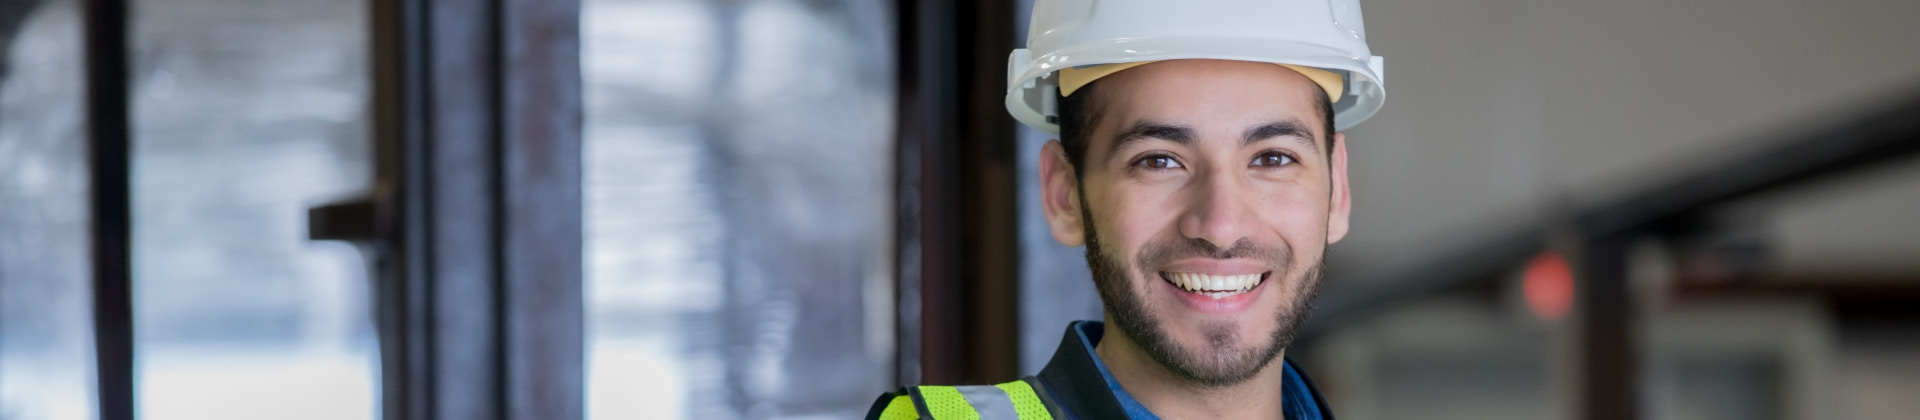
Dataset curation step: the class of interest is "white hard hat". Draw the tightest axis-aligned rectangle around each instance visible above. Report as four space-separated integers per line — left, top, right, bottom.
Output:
1007 0 1388 134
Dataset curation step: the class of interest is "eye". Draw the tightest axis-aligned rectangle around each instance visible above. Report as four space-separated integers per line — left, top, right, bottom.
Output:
1133 154 1184 170
1121 154 1182 170
1250 151 1295 168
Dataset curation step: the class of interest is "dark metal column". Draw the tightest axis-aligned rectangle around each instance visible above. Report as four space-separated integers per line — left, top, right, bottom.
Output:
1576 233 1636 420
82 0 134 418
895 0 1022 386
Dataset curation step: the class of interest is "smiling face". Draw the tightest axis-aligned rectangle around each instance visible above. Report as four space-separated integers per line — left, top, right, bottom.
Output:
1040 59 1352 387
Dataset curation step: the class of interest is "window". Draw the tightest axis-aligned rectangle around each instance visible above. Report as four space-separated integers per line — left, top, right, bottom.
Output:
582 0 896 417
0 1 93 419
129 0 375 418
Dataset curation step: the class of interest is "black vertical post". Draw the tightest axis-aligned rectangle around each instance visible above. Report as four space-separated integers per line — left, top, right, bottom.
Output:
895 0 1021 386
1578 233 1636 420
82 0 134 418
891 0 936 387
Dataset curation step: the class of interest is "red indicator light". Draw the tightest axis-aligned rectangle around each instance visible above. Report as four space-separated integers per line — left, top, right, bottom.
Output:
1523 251 1575 321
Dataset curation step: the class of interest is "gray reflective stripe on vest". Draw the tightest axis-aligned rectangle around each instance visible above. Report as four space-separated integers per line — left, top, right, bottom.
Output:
954 385 1019 420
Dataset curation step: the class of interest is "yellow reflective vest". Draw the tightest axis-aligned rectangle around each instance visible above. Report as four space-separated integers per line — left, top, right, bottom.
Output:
869 378 1056 420
862 321 1336 420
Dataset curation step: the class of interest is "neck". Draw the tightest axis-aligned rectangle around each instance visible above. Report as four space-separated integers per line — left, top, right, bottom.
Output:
1094 318 1290 420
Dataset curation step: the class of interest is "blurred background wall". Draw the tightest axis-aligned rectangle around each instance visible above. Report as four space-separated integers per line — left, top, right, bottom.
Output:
1310 2 1920 419
0 0 1915 419
1320 1 1920 419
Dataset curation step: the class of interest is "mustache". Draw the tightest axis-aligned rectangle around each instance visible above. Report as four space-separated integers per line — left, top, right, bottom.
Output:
1135 236 1292 272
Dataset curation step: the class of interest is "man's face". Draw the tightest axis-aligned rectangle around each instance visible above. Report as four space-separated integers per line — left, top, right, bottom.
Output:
1040 59 1352 387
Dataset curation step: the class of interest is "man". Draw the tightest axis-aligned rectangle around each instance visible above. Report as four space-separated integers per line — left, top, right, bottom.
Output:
869 1 1386 418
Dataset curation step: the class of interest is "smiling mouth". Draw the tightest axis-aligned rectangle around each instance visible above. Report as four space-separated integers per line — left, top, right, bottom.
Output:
1161 271 1268 299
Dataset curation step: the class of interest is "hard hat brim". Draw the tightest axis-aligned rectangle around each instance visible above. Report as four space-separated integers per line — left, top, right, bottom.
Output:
1007 37 1386 134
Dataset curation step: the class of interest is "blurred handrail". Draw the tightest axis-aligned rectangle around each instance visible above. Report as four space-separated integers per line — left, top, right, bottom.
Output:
1579 90 1920 238
1304 84 1920 340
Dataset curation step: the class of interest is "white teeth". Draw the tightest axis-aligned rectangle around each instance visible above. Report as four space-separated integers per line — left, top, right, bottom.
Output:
1166 272 1264 297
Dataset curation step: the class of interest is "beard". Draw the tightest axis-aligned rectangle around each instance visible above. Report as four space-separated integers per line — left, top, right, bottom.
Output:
1082 204 1324 388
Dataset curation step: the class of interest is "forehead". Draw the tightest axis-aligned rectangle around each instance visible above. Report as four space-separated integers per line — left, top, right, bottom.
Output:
1088 59 1325 146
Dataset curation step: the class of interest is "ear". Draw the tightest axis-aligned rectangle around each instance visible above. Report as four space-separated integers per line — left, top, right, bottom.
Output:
1040 140 1087 246
1326 132 1352 243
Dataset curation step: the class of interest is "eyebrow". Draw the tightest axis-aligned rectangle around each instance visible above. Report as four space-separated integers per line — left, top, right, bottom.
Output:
1108 119 1320 153
1243 120 1317 149
1111 121 1196 150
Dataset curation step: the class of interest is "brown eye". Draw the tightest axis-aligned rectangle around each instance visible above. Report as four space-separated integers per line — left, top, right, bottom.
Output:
1251 151 1295 167
1135 155 1183 170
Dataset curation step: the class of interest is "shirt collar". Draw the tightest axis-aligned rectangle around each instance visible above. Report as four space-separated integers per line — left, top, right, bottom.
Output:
1035 321 1330 420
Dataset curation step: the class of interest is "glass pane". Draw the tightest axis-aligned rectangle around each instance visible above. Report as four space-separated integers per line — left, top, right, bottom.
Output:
0 1 94 419
582 0 896 418
130 0 376 418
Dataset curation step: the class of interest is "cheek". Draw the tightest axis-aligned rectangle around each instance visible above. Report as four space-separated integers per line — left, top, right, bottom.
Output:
1096 185 1184 264
1254 185 1333 245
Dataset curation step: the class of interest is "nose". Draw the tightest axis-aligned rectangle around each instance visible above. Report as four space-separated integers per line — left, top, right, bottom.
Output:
1177 167 1256 252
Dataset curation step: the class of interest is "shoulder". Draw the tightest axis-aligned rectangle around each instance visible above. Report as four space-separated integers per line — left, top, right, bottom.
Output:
863 378 1057 420
865 388 919 420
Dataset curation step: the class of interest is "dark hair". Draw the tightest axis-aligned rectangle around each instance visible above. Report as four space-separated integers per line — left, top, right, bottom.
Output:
1055 78 1337 175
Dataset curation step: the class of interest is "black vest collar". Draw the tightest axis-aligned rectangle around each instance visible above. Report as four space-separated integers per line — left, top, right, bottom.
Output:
1031 321 1336 420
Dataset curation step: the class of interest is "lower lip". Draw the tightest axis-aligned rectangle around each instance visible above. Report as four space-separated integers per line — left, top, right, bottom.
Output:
1160 273 1270 314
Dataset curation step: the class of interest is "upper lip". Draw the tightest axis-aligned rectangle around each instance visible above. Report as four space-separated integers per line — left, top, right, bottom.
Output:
1157 258 1273 276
